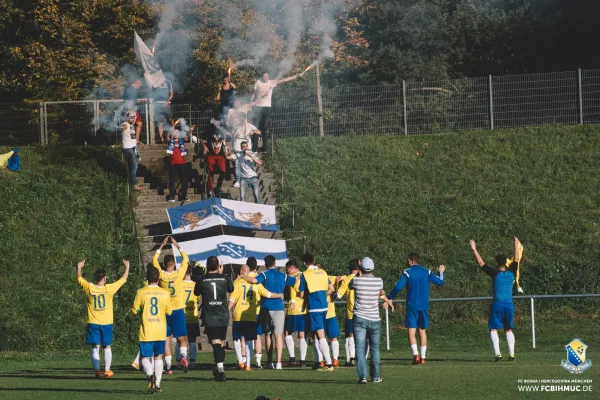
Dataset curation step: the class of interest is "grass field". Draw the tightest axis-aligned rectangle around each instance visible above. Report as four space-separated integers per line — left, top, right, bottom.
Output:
0 322 597 400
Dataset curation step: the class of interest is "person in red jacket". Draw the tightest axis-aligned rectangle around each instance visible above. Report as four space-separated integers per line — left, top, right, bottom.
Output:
167 120 189 202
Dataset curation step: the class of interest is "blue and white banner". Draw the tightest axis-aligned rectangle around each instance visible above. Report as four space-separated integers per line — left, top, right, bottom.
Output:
134 32 166 88
173 235 288 267
167 198 279 234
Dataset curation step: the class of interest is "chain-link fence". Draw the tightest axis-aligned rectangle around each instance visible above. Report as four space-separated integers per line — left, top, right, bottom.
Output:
5 68 600 146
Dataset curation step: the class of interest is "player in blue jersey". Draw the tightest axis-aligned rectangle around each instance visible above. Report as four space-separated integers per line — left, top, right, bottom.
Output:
470 237 520 361
386 253 445 365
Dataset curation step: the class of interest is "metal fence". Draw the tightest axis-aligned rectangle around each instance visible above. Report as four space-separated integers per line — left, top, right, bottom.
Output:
4 67 600 146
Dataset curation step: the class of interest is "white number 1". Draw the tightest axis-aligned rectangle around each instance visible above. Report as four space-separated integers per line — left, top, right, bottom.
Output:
211 282 217 299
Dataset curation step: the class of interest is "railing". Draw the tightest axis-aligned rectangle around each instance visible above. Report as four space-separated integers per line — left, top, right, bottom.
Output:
345 293 600 351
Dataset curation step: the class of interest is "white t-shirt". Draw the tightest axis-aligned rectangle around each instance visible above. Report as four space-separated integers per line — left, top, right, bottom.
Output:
230 151 259 179
121 122 137 149
253 80 277 107
226 105 251 127
232 122 257 152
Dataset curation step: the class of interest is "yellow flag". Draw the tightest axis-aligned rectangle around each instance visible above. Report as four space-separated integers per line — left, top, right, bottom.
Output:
506 239 524 292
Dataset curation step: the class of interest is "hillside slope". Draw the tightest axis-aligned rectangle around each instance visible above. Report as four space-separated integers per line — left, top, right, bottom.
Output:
277 126 600 318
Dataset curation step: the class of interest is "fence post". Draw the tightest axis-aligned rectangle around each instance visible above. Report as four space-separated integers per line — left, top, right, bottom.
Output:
39 102 44 145
385 306 390 351
316 64 325 137
530 297 536 349
488 75 494 130
44 102 48 145
577 68 584 125
402 81 408 135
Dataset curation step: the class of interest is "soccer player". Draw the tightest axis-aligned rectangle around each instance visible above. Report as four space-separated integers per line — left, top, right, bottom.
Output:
247 257 264 368
283 260 308 367
194 256 234 381
317 264 341 367
77 259 129 378
386 253 445 365
298 253 335 372
131 267 172 393
241 255 294 369
152 236 190 374
229 264 281 370
176 262 202 369
336 259 360 366
470 237 521 361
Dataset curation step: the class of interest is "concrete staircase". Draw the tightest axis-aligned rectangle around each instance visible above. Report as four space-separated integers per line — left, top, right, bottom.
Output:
133 143 280 349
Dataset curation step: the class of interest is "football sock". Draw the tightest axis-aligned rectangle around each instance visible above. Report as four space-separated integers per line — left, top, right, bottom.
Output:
256 352 263 365
420 346 427 359
190 343 197 362
349 336 355 358
490 331 500 356
332 340 340 360
506 331 515 355
318 338 332 365
234 340 243 364
154 359 163 387
104 347 112 371
142 358 153 377
217 362 224 373
246 342 254 366
285 335 296 359
314 341 323 362
133 351 140 365
410 344 418 356
91 347 100 371
165 355 172 370
300 338 308 361
344 338 351 362
212 343 226 370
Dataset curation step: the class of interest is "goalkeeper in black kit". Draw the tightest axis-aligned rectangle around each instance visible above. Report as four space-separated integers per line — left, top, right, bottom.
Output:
194 256 234 382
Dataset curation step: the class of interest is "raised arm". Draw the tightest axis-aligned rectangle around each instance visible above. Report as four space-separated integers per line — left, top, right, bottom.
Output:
275 74 300 85
171 237 188 277
429 265 445 286
76 259 85 280
153 236 170 272
121 259 130 281
470 240 485 267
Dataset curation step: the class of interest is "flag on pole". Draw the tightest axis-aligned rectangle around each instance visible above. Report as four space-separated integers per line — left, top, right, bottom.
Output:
134 32 166 88
172 235 288 267
167 198 279 234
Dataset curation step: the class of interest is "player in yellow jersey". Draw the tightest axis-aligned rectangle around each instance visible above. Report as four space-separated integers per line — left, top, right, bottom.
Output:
152 236 190 373
322 267 341 368
228 264 278 370
131 267 172 393
283 260 309 367
247 257 264 368
176 261 203 369
336 259 360 366
77 258 129 378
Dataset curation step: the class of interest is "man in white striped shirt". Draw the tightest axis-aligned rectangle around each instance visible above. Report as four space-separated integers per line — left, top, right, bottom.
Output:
348 257 394 384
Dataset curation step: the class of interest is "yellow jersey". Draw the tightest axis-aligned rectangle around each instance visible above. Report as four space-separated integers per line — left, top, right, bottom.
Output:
326 276 339 319
287 272 306 316
78 277 127 325
182 280 200 323
249 271 260 315
131 284 172 342
230 277 269 322
336 274 356 319
152 250 189 310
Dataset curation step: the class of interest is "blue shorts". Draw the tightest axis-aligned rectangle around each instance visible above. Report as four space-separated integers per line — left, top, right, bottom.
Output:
140 341 166 358
167 308 187 338
285 314 306 334
256 314 263 335
345 319 353 335
325 317 340 338
86 323 113 347
233 321 258 341
308 311 327 332
488 301 514 330
405 310 429 329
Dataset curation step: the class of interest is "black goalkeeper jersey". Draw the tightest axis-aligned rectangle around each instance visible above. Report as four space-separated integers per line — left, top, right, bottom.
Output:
194 273 234 327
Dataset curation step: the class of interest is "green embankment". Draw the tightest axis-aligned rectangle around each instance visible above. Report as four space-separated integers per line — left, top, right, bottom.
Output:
0 146 141 352
278 126 600 320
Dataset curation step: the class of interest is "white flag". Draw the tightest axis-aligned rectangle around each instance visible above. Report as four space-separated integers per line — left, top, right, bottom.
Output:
134 32 166 88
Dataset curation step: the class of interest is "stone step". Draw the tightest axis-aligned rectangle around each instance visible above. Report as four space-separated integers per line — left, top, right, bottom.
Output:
136 193 204 203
